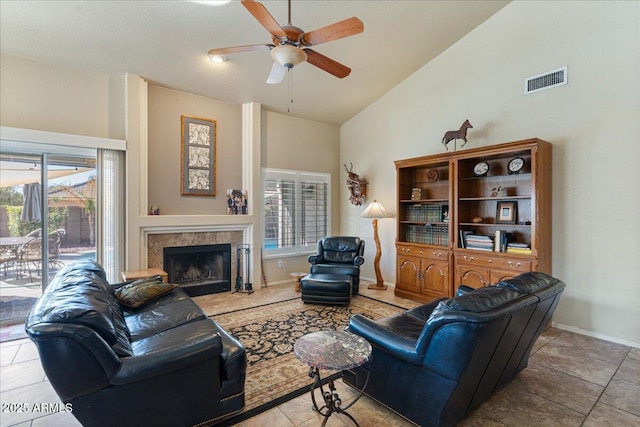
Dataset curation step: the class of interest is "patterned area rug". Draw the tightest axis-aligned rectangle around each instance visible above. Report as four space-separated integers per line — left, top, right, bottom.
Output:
208 296 406 425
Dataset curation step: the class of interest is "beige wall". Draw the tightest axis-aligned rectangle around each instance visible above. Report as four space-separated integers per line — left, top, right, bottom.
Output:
340 1 640 346
261 110 341 284
147 85 242 215
0 54 123 139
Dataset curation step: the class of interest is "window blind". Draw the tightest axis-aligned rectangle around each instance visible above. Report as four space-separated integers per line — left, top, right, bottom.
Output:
263 169 330 257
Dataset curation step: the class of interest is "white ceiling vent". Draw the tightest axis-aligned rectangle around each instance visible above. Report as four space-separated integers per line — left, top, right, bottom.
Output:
524 66 567 95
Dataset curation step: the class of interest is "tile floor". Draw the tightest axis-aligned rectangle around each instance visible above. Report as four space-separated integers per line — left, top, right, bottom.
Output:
1 283 639 427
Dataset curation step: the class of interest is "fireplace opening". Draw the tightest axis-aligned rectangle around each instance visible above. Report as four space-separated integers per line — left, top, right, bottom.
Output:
163 244 231 296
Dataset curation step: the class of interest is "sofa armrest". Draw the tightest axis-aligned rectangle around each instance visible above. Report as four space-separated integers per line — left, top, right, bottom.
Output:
353 255 364 267
111 333 223 386
308 255 323 265
348 315 422 366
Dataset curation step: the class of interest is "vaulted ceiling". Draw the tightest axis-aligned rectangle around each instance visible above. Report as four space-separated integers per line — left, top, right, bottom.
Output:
0 1 510 125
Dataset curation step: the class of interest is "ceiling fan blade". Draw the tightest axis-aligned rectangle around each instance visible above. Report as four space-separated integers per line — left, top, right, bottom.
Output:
266 61 287 84
300 17 364 47
208 44 273 56
241 0 287 39
304 49 351 79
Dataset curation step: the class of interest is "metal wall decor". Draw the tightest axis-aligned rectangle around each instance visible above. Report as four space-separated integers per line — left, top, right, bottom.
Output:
442 119 473 151
181 115 216 196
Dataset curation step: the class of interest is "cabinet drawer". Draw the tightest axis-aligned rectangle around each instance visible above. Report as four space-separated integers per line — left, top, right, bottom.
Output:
397 244 448 260
456 253 532 272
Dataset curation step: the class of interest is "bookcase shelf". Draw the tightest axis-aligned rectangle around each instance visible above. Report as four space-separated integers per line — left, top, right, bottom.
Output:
394 139 551 302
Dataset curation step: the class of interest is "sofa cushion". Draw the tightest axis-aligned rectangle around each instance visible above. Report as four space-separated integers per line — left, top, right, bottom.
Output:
115 278 177 309
130 318 221 356
124 296 207 341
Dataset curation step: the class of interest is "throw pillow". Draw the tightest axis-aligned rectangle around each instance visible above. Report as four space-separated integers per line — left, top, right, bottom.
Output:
115 280 177 309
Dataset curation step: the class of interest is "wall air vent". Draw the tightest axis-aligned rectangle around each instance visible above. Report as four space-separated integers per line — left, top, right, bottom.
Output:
524 66 567 95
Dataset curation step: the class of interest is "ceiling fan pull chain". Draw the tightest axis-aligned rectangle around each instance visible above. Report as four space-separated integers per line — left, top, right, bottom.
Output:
288 68 294 113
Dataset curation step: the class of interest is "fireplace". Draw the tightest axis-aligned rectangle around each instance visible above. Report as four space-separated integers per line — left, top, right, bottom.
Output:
163 244 231 296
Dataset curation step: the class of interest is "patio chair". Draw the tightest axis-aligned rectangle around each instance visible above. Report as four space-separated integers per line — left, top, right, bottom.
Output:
17 229 67 279
0 248 18 277
17 237 42 281
47 229 66 270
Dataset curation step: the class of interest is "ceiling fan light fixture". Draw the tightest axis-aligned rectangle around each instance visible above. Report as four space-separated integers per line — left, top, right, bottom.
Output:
271 45 307 69
192 1 231 6
209 54 227 64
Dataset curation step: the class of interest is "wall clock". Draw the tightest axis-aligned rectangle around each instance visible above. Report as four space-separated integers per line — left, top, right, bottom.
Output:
507 157 525 174
473 161 489 177
426 169 439 182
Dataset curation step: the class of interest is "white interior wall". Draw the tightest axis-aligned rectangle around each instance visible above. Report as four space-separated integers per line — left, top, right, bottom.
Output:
0 54 119 139
340 1 640 346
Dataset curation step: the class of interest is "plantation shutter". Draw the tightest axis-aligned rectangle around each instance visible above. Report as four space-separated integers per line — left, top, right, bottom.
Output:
263 170 296 252
263 169 331 257
300 173 328 248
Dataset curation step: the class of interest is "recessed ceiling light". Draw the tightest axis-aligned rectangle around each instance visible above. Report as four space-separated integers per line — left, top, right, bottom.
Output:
209 54 227 64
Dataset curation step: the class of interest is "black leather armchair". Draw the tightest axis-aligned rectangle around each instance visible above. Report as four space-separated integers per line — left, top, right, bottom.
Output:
308 236 364 294
343 272 565 427
25 260 245 427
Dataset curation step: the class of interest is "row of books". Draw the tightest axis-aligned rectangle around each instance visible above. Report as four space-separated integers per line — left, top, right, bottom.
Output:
406 225 449 245
506 242 532 255
463 234 494 251
405 204 449 223
459 230 531 253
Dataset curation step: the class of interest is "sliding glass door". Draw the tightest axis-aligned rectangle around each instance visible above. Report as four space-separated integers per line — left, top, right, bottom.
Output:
0 151 96 326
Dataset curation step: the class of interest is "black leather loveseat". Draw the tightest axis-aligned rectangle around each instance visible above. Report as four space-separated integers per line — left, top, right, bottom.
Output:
25 260 246 427
343 272 565 427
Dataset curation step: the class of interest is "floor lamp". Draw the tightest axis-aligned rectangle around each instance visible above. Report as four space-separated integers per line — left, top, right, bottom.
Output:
361 199 391 290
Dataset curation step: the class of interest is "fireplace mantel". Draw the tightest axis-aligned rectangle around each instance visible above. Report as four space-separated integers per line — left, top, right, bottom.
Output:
138 214 254 229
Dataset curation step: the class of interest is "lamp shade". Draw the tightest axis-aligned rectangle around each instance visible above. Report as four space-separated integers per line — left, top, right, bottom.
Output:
271 45 307 69
361 200 391 219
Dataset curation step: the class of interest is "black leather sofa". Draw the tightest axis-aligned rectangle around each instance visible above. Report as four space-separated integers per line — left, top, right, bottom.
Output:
343 272 565 427
308 236 364 294
25 260 246 427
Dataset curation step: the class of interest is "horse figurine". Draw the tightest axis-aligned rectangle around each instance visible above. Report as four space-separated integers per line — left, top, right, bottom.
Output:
442 120 473 151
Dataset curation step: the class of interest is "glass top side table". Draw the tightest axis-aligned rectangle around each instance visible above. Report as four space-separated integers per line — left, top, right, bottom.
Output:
294 330 372 426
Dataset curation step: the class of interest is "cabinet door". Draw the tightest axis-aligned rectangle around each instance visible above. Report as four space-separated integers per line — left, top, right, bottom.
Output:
397 256 421 292
421 259 450 298
455 265 490 290
490 269 518 284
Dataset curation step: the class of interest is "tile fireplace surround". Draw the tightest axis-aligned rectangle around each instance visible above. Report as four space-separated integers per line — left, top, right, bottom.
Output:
147 231 244 286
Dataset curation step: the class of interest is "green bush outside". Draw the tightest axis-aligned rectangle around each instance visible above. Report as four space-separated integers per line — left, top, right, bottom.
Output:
4 206 68 237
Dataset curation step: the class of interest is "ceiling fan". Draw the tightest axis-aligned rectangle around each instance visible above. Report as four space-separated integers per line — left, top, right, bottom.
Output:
208 0 364 84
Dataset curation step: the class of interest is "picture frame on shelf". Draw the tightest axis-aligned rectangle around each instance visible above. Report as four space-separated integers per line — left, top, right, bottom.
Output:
181 115 216 196
411 188 422 200
226 189 248 215
496 201 517 224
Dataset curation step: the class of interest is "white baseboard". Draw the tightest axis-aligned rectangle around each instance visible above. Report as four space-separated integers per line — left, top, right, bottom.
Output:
257 279 296 289
552 322 640 349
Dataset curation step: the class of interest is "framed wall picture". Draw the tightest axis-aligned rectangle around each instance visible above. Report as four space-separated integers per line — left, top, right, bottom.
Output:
496 201 517 224
181 115 216 196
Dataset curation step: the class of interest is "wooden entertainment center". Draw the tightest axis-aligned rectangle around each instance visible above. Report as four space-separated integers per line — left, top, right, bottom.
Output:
394 138 552 302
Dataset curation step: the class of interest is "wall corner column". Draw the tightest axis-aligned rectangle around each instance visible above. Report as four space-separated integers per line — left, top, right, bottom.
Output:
243 102 262 287
124 73 148 269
